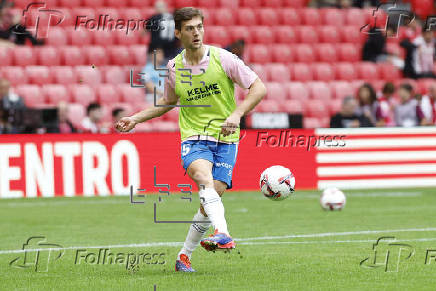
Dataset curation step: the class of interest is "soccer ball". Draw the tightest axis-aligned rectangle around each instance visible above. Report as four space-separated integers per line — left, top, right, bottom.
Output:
259 165 295 201
320 187 346 211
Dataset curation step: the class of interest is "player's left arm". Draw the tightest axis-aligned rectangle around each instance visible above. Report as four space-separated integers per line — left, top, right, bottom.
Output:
219 49 267 137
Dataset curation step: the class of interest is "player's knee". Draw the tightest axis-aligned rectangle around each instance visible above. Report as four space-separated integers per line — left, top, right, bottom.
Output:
191 170 213 187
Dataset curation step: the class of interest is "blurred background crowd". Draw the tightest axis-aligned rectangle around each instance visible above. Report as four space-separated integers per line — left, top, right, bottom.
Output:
0 0 435 133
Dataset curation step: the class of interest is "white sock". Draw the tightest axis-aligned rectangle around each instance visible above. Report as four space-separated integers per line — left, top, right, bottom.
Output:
177 209 211 260
199 187 229 235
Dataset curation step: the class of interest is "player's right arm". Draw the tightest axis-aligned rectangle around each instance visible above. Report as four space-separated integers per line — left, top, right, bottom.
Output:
115 85 178 132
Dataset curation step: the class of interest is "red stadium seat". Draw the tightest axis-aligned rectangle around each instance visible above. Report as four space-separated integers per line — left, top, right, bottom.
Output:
271 44 294 63
118 84 146 103
315 44 337 63
307 81 332 100
265 64 291 82
206 26 231 46
25 66 52 85
356 62 379 81
96 84 120 104
250 64 267 81
304 117 321 128
329 81 354 99
317 26 340 43
290 63 313 81
341 26 366 43
296 26 319 44
214 8 235 26
287 99 305 114
248 45 271 64
128 0 152 7
140 8 155 20
198 0 218 8
417 79 436 95
285 82 310 101
200 8 214 26
75 66 102 85
0 47 13 66
84 46 108 66
108 46 133 65
265 82 286 100
412 0 433 19
386 42 405 59
301 8 322 26
71 8 96 25
338 44 360 62
295 44 315 63
129 45 148 66
345 8 366 27
174 0 197 7
51 66 77 84
282 0 306 8
162 108 179 122
114 30 141 46
329 98 343 115
251 26 275 44
274 26 297 44
58 0 80 8
227 26 253 43
321 8 345 26
103 66 128 84
61 46 85 66
119 8 142 20
37 47 60 66
42 84 71 104
219 0 239 8
1 67 28 86
46 27 68 46
258 8 279 26
336 63 358 81
68 103 86 128
378 63 402 81
13 47 36 66
94 8 120 19
67 27 92 46
241 0 261 7
106 0 128 7
280 9 301 26
312 63 335 81
69 85 97 105
15 85 44 107
256 99 281 112
306 99 329 118
262 0 282 8
237 8 257 26
93 30 115 46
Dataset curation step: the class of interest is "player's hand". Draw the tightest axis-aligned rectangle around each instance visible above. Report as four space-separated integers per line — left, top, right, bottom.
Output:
221 113 241 137
115 117 137 132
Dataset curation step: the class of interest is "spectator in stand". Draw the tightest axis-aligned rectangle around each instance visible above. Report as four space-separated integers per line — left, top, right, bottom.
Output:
0 103 18 133
0 79 25 110
352 0 380 8
145 0 180 60
81 102 108 133
0 0 43 47
401 28 435 79
141 48 165 103
362 26 396 63
110 107 128 133
420 84 436 125
356 83 378 125
330 96 374 128
394 83 426 127
376 82 396 127
54 101 77 133
225 39 245 60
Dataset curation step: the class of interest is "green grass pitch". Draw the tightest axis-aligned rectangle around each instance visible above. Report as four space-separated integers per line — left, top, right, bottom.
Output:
1 188 436 290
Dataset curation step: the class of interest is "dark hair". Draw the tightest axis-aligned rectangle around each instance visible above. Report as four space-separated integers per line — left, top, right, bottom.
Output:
382 82 395 95
357 83 377 106
112 107 124 118
399 83 413 93
173 7 204 31
86 102 101 115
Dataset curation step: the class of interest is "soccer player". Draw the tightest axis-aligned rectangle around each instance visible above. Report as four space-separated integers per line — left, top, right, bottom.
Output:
115 7 266 272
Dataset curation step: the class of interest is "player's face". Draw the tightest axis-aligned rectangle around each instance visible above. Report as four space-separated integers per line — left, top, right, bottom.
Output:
177 17 204 49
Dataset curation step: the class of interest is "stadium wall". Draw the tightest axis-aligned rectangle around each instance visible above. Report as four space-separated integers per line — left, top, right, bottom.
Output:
0 127 435 198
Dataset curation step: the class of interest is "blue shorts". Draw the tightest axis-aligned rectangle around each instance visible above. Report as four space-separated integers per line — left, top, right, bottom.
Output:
181 140 239 189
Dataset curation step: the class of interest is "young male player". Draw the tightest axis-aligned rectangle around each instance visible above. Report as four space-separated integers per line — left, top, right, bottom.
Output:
115 7 266 272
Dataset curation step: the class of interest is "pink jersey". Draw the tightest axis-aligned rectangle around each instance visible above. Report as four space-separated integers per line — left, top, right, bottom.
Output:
164 45 258 99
